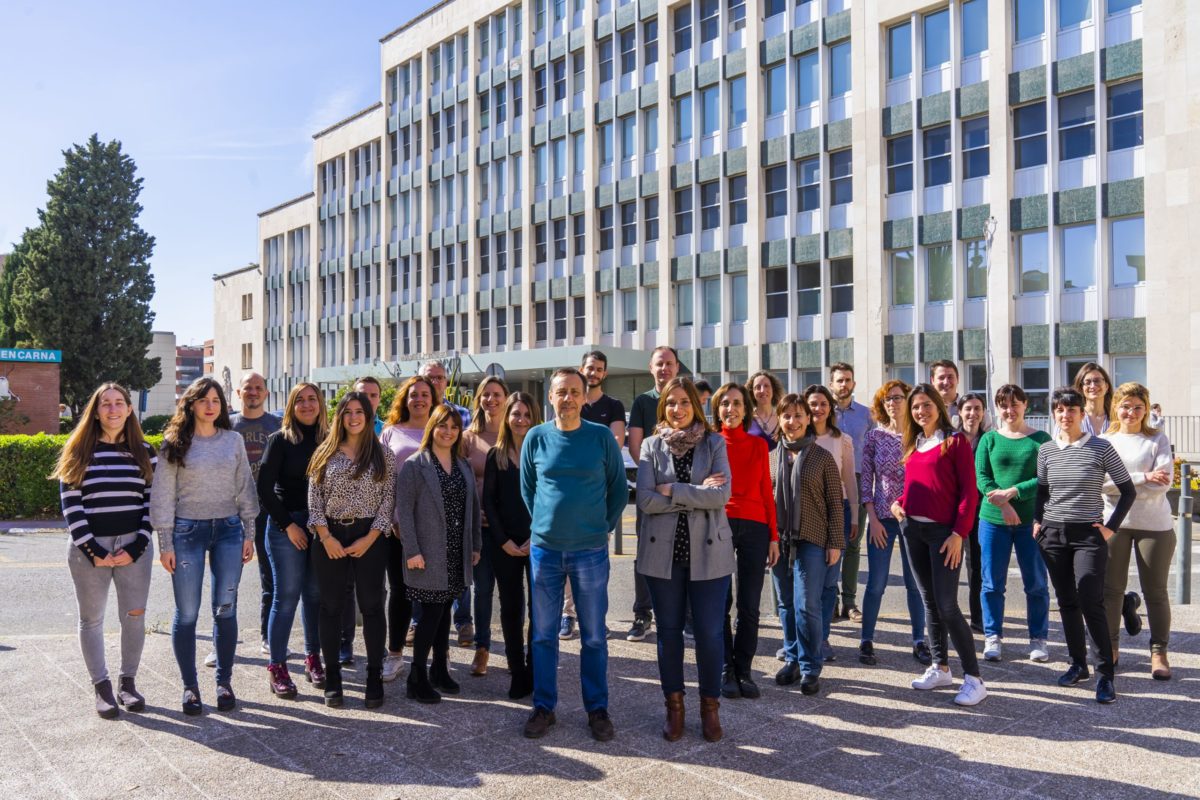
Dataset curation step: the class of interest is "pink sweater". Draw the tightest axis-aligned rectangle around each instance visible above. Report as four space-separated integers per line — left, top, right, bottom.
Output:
896 432 979 537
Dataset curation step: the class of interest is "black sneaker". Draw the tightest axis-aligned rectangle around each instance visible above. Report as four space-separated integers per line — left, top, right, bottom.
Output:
523 707 556 739
626 619 649 642
215 682 236 712
181 686 202 716
858 641 877 666
720 668 740 699
737 674 761 699
775 662 800 686
1096 675 1117 704
587 708 615 742
1058 663 1091 687
1122 592 1143 636
912 641 933 666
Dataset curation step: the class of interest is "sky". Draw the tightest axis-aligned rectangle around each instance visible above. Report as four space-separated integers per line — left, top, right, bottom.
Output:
0 0 428 345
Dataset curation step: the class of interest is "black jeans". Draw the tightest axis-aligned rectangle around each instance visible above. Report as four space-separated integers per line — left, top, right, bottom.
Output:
961 513 983 630
313 520 388 679
722 518 771 677
411 600 453 676
490 537 532 675
901 519 980 678
1038 522 1113 678
633 508 653 623
253 510 273 641
386 534 412 653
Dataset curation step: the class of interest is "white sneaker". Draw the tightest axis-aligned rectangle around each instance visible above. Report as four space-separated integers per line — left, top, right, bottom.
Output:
381 653 405 682
912 665 954 690
984 635 1002 662
204 651 218 668
954 674 988 706
1028 638 1049 663
260 639 271 655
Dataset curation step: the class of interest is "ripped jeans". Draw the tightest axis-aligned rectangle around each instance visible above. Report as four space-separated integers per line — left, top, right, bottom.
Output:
67 533 153 685
169 516 247 687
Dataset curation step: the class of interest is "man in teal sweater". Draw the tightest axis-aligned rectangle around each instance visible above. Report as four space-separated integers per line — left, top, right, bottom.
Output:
520 368 626 742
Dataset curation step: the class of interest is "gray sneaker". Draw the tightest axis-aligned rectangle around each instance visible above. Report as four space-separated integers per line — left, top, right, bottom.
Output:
204 651 217 668
626 619 649 642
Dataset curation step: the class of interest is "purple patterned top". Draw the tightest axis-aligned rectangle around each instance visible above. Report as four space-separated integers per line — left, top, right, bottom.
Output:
859 427 905 520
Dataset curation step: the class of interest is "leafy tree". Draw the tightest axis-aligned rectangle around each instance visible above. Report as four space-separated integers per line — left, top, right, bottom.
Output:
10 135 160 414
0 399 29 434
328 380 398 426
0 245 28 348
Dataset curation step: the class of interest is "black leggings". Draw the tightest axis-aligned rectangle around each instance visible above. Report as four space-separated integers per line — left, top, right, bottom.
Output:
411 599 453 675
312 520 387 679
901 519 980 678
490 537 532 675
386 536 413 653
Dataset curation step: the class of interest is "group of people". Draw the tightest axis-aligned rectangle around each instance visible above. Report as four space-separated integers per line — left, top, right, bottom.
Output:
57 349 1177 741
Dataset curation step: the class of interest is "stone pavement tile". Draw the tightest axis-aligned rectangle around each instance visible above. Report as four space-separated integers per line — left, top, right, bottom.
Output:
881 768 1033 799
592 760 748 800
454 766 623 800
419 734 530 786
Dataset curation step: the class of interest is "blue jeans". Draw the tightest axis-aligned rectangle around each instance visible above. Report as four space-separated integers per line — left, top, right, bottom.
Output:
646 563 730 698
819 500 851 639
529 544 609 713
265 512 320 665
979 519 1050 639
472 539 496 648
772 556 798 662
792 541 829 678
169 516 246 687
861 518 926 643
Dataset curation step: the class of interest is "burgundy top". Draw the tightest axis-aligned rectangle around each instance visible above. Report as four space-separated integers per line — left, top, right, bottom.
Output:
896 432 979 537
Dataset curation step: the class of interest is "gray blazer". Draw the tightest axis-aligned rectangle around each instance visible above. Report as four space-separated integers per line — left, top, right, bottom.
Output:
635 432 735 581
394 450 482 592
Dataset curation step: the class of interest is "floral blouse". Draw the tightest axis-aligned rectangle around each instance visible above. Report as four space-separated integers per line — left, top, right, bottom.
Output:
859 427 905 522
308 449 397 533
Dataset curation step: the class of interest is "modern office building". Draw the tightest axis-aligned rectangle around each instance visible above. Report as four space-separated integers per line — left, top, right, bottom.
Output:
175 345 205 400
242 0 1196 415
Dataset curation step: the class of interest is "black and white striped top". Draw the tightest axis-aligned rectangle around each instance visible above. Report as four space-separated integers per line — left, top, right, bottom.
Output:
1035 434 1135 530
59 442 157 562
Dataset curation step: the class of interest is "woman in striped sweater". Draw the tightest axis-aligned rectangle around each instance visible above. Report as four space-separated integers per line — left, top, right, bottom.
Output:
54 383 157 719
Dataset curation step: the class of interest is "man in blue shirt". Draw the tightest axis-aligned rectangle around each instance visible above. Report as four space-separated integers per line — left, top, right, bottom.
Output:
829 362 871 621
520 368 626 742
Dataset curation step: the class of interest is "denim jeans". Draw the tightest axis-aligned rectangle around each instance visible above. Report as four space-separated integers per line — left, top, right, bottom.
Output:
647 563 730 698
771 556 797 662
979 519 1050 640
529 544 609 713
722 518 771 677
819 501 851 640
861 518 926 643
901 519 981 677
253 510 273 642
472 537 496 648
66 533 153 684
265 511 320 665
169 516 247 687
791 541 830 678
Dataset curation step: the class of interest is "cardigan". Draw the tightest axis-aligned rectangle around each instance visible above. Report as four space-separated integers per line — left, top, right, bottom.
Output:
59 442 157 562
718 425 778 541
774 440 845 552
394 449 482 591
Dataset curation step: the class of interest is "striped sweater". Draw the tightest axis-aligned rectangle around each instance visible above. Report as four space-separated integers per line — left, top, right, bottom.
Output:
59 442 157 562
1034 433 1136 530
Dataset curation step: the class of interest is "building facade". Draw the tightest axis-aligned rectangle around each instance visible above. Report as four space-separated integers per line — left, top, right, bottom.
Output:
175 345 204 401
142 331 178 419
239 0 1198 415
211 263 265 409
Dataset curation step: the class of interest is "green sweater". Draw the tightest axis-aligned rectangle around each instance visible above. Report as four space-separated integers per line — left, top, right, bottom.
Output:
974 430 1052 525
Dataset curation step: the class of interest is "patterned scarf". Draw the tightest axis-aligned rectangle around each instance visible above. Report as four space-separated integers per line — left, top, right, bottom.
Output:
655 421 707 457
775 436 815 564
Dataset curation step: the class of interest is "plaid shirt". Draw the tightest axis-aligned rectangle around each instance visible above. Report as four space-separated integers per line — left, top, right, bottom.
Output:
773 442 845 552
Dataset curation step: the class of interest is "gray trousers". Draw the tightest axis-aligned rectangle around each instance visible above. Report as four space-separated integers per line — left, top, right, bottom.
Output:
67 533 154 684
1104 527 1175 653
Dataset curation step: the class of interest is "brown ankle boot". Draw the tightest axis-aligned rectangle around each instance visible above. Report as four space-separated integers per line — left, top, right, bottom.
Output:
700 696 722 742
471 647 489 677
1151 651 1172 680
662 692 685 741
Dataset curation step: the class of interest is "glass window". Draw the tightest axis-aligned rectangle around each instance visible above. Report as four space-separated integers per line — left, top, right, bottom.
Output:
535 223 547 263
644 196 660 241
797 51 819 106
599 37 613 83
621 201 637 246
573 214 585 256
731 274 748 322
765 267 788 318
622 290 637 332
962 0 988 57
646 286 659 330
554 218 567 259
620 29 636 76
830 259 853 313
702 277 721 325
573 296 585 338
1060 223 1096 290
677 281 694 325
1107 80 1143 151
598 206 614 251
926 244 953 302
1015 0 1046 42
1110 216 1144 286
674 5 692 53
964 239 988 298
962 117 990 179
1059 0 1092 29
701 85 720 135
1059 91 1096 160
620 115 636 160
830 42 851 96
729 175 747 225
797 263 820 316
675 188 693 235
1108 0 1139 11
829 149 852 205
729 77 747 127
600 293 614 334
923 9 950 70
535 301 548 341
891 249 915 306
765 165 787 218
1021 360 1050 415
766 0 785 16
534 67 547 108
924 125 951 186
887 136 912 194
645 19 659 66
553 58 567 102
1014 103 1048 168
1112 355 1146 386
676 94 693 143
1017 230 1049 294
700 181 720 230
888 22 912 80
797 158 820 211
644 106 659 152
765 64 787 116
599 122 614 165
700 0 719 43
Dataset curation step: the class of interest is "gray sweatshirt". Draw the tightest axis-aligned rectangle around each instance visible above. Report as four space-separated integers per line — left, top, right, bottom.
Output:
150 428 259 553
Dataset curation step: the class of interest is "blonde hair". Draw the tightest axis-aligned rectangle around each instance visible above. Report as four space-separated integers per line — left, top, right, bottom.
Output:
468 376 509 434
494 392 542 470
281 382 328 445
1107 382 1157 436
52 383 154 487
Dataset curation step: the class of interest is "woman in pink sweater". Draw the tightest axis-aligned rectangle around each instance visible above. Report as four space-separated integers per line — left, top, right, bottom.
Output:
890 384 984 706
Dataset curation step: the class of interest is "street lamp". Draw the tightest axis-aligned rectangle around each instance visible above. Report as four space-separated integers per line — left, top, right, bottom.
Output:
983 215 998 404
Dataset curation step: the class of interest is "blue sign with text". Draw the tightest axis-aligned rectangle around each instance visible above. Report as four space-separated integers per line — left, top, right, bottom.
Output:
0 348 62 363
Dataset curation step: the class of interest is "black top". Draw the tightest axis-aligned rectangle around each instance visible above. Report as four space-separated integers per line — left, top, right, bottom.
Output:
671 449 694 563
580 393 627 429
482 447 532 548
256 423 320 531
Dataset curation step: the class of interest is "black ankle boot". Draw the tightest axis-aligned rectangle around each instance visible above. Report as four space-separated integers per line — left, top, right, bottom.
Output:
324 665 344 707
365 668 384 709
94 679 119 719
508 668 533 700
430 660 460 695
117 676 145 711
406 665 441 704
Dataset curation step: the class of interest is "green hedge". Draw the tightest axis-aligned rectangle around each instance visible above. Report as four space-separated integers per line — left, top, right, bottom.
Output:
0 433 164 519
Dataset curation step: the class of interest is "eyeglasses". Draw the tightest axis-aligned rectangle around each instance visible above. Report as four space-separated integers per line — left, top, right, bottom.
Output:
1081 378 1106 386
884 395 906 402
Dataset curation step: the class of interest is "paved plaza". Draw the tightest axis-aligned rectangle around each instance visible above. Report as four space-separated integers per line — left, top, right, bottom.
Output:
2 512 1199 799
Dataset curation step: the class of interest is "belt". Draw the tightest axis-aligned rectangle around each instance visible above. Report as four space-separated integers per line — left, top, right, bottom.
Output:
328 517 368 527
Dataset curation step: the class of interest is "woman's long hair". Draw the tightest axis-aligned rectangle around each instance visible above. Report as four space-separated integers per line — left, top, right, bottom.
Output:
655 377 712 432
1072 361 1114 416
384 375 436 426
802 384 841 437
52 382 154 486
494 392 542 470
746 370 785 411
161 377 231 466
308 391 387 484
281 382 329 445
468 375 510 435
870 380 911 425
900 384 955 462
1106 382 1158 436
419 403 465 459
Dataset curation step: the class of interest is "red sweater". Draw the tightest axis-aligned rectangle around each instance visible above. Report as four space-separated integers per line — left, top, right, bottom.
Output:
719 426 778 541
896 432 979 537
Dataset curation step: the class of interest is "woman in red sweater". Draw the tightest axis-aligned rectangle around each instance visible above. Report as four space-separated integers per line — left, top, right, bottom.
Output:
712 382 779 700
890 384 985 706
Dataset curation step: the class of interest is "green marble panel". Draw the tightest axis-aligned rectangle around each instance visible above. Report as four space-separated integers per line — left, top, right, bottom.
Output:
551 196 568 219
570 192 586 214
824 9 850 43
618 265 638 290
725 246 748 272
508 284 522 305
792 128 820 158
615 1 636 31
697 251 722 277
532 203 548 224
825 118 852 150
795 340 823 369
960 328 986 360
919 92 952 128
509 207 522 229
477 217 492 238
1102 178 1144 218
550 276 568 299
532 44 548 69
640 81 659 108
1010 194 1049 231
763 343 791 370
492 212 509 233
921 331 955 362
726 345 748 372
826 228 853 259
640 172 659 196
957 81 989 118
919 212 953 245
725 147 747 175
700 348 723 374
491 139 505 161
697 58 721 88
569 27 586 52
1102 40 1142 82
1054 188 1097 225
642 261 659 286
1057 321 1098 357
570 274 586 295
671 69 693 97
618 177 638 203
791 21 820 55
596 184 615 208
761 136 788 167
599 269 614 292
827 338 854 367
884 333 916 364
761 34 788 66
477 290 491 311
510 130 525 152
532 123 548 145
672 162 694 189
595 12 614 39
882 103 913 137
1054 53 1095 94
724 49 746 79
794 234 821 263
762 240 789 268
639 0 656 21
550 115 567 139
958 204 991 240
697 153 722 181
595 98 615 123
550 34 567 61
1105 317 1145 355
617 89 638 117
569 110 584 133
1011 324 1050 358
493 287 507 306
533 282 548 302
1008 67 1047 105
671 256 694 281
